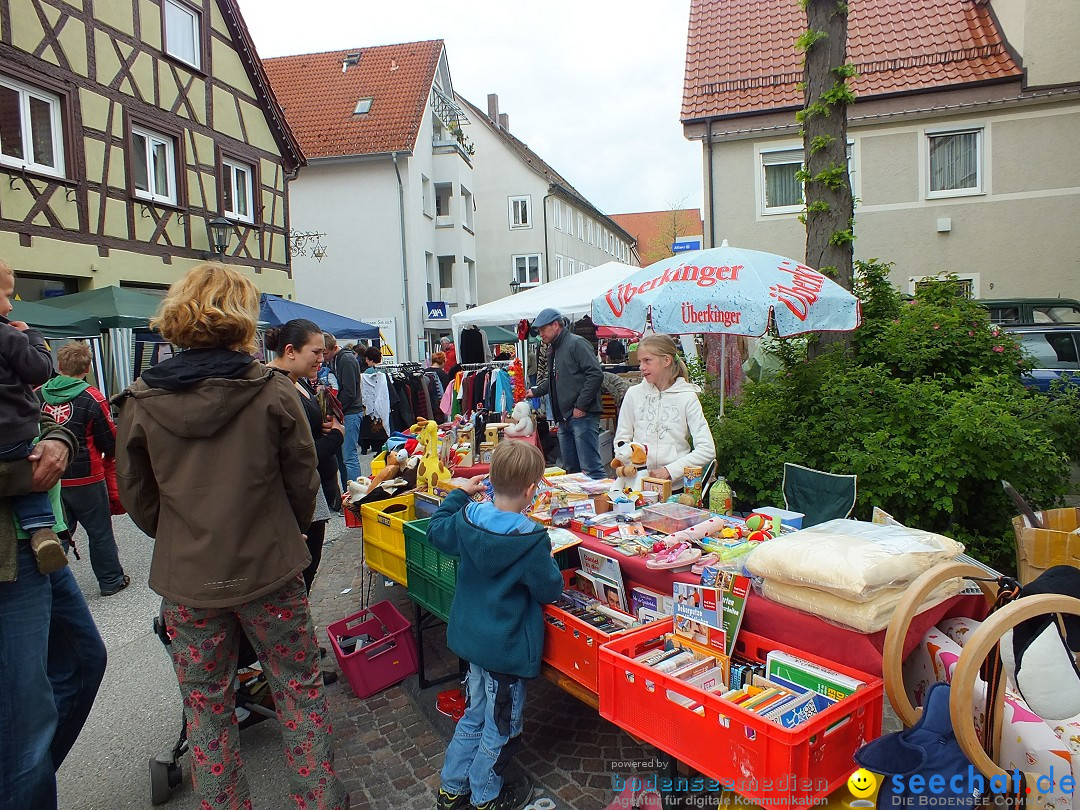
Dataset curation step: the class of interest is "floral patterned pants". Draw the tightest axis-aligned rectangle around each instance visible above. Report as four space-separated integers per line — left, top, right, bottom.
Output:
162 576 349 810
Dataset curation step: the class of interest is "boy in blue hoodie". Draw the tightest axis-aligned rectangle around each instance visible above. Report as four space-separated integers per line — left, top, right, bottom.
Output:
431 440 563 810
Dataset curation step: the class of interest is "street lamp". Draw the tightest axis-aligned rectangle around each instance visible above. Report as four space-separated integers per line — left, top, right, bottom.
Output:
509 279 521 295
206 217 234 258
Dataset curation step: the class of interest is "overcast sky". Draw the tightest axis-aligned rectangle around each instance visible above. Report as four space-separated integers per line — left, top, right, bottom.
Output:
239 0 703 217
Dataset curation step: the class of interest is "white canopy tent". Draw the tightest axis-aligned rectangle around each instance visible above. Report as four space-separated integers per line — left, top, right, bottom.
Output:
450 261 637 342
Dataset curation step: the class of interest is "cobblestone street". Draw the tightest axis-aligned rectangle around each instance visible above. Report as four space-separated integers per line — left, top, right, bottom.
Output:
308 514 661 810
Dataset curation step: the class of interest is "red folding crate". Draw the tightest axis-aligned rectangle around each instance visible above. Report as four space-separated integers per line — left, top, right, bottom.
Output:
543 570 643 694
598 619 882 804
326 601 418 699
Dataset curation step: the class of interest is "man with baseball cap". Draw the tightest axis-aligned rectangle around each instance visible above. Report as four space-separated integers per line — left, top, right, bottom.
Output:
525 308 605 478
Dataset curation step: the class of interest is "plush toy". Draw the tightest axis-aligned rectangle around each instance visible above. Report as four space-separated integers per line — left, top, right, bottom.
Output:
346 477 372 502
503 401 535 438
742 513 775 541
609 440 648 496
345 449 411 501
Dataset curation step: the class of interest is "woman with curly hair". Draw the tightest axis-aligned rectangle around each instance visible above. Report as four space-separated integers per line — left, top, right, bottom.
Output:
114 264 348 810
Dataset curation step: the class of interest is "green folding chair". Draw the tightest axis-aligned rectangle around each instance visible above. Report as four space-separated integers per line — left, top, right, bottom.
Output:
782 462 857 528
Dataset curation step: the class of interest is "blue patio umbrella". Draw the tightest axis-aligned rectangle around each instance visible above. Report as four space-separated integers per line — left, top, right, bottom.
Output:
258 295 379 340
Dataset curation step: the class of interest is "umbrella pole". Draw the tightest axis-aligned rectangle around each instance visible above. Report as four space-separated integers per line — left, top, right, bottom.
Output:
719 334 726 418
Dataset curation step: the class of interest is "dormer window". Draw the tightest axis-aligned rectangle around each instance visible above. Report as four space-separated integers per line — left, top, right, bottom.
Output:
353 98 373 115
164 0 201 69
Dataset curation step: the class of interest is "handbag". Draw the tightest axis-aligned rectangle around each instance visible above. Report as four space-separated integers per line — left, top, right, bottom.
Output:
316 387 345 424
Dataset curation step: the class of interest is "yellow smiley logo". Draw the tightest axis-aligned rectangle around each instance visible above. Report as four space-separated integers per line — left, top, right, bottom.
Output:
848 769 878 799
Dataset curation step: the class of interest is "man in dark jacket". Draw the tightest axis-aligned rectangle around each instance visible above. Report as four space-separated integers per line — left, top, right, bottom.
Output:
326 334 363 483
525 308 605 478
40 341 128 596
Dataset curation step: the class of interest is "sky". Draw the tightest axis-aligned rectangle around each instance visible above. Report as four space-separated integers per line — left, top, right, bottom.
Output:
238 0 703 217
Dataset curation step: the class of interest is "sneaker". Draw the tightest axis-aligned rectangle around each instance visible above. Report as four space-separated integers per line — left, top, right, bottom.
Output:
436 787 470 810
100 574 131 597
30 529 68 574
472 776 533 810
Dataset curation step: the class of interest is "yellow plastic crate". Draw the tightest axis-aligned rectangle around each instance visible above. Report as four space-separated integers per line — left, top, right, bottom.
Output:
370 451 387 476
359 493 415 586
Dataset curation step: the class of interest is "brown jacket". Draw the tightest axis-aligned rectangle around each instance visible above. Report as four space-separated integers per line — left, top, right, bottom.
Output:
114 359 319 608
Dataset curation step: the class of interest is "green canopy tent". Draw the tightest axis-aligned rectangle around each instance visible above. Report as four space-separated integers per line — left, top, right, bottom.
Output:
35 285 163 329
7 299 101 339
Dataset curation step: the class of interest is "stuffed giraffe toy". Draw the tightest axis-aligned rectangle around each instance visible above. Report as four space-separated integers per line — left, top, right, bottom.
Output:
411 418 452 494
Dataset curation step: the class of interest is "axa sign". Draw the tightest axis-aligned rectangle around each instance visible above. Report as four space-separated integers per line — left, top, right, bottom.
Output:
426 301 448 320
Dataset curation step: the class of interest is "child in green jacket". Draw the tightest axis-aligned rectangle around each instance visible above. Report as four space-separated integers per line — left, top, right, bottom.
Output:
430 440 563 810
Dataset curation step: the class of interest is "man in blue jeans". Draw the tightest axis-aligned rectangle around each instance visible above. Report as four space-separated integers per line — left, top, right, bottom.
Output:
326 334 363 483
0 421 107 810
525 308 605 479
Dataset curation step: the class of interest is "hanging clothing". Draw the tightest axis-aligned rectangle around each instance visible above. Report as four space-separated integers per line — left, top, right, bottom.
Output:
459 328 487 365
360 372 391 431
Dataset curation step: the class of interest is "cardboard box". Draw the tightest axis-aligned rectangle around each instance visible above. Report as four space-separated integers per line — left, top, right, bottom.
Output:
640 476 672 502
1013 507 1080 585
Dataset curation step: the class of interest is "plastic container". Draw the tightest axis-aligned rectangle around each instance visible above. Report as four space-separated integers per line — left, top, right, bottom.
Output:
542 571 643 694
598 620 882 804
326 601 418 699
360 493 415 586
344 504 362 529
404 518 458 623
640 503 712 534
754 506 805 530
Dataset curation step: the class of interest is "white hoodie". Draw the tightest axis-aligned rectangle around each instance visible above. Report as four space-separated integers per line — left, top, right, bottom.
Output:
614 377 716 481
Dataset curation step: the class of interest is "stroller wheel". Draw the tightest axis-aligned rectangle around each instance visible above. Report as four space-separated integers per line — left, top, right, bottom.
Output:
149 755 181 804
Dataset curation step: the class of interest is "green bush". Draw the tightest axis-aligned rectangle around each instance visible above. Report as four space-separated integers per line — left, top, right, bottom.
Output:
710 262 1080 573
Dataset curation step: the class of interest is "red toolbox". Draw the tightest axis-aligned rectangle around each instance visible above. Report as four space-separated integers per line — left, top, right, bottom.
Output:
598 619 882 804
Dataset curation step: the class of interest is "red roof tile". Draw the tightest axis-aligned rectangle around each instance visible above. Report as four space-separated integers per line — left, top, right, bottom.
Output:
263 41 443 158
682 0 1023 122
609 210 704 266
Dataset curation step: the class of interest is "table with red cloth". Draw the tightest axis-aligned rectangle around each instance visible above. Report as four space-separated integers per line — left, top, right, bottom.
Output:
573 532 988 678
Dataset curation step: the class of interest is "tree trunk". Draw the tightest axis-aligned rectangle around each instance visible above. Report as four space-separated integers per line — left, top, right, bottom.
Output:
802 0 855 355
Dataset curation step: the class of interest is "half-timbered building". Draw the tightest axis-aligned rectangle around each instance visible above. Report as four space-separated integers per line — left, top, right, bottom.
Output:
0 0 303 300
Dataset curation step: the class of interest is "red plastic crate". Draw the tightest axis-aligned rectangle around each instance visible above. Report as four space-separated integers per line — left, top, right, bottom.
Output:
344 505 361 528
598 619 882 804
326 601 418 699
542 570 643 694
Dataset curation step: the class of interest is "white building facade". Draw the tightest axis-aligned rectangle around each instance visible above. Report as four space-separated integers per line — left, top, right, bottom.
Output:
461 94 636 300
266 42 476 360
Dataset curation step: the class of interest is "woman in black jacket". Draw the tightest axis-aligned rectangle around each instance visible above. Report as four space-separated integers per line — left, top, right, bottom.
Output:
266 319 344 590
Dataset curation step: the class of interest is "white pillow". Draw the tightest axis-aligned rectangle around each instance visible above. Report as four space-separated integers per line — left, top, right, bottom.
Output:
745 519 964 601
759 577 964 634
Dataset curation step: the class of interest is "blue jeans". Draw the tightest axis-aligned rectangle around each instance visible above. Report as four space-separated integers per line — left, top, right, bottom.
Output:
441 664 526 805
557 415 605 479
0 441 55 532
0 543 107 810
61 481 125 593
343 412 362 482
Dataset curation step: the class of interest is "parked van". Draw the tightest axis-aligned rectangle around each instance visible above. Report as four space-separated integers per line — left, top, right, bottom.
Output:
979 298 1080 325
1004 324 1080 391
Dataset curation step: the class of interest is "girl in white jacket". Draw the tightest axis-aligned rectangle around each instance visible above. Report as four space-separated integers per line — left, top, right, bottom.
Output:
615 334 716 483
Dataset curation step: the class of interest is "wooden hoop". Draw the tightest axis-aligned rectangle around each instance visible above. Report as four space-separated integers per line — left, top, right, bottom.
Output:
949 594 1080 791
882 562 997 727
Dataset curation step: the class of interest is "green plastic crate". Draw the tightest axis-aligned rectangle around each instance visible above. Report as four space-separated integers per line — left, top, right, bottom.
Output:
404 518 458 622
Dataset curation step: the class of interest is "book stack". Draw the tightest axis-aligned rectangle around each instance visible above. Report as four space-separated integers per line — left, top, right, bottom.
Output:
632 643 727 715
551 588 639 635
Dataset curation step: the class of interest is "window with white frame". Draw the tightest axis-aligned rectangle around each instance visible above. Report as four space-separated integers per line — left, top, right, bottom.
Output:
0 75 65 178
461 186 474 231
131 125 177 205
577 213 584 240
221 157 253 222
928 129 982 197
164 0 201 69
568 259 575 276
513 254 541 287
422 175 433 217
761 148 804 213
509 195 529 229
587 220 594 245
553 199 561 230
909 273 978 299
555 254 565 279
564 204 572 234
